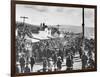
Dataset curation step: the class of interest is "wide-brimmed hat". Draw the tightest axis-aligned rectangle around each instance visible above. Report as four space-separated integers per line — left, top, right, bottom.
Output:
58 56 61 59
48 58 52 61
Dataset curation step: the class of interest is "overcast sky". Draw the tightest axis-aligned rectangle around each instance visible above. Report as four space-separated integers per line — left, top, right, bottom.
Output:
16 4 95 28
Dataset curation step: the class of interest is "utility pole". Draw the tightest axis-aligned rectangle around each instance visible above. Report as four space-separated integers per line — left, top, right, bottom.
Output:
20 16 28 24
82 8 84 39
81 8 85 56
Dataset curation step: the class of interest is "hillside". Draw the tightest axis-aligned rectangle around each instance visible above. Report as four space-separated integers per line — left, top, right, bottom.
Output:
16 22 94 39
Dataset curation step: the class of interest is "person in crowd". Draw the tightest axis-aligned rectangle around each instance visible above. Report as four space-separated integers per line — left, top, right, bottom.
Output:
24 63 30 73
58 50 64 62
87 50 92 58
16 65 19 73
57 56 62 71
19 55 25 73
61 53 64 62
26 55 29 63
30 55 35 71
65 49 69 57
81 52 88 69
43 58 48 72
66 53 73 70
71 46 75 56
88 56 95 68
48 57 53 72
52 52 57 70
78 47 82 58
70 53 74 68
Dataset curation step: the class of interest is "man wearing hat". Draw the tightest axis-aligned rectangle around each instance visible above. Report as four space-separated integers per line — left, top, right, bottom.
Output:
48 57 53 72
43 58 48 72
57 56 62 71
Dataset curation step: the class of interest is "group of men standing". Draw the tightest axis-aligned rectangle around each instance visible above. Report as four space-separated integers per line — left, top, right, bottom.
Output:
16 55 35 73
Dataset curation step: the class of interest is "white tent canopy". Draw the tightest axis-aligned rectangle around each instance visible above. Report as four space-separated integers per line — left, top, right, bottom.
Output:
25 35 40 43
32 30 51 40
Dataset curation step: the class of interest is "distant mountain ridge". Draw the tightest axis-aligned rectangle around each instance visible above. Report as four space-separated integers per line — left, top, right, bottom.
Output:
60 25 94 39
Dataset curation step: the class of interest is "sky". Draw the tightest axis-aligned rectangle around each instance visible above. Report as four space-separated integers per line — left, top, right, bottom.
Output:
16 4 95 28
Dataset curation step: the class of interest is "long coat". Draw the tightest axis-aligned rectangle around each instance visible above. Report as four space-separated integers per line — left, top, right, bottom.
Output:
66 56 73 67
57 59 62 69
30 57 35 65
20 57 25 66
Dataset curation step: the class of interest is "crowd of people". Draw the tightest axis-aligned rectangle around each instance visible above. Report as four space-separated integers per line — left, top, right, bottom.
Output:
16 41 95 73
16 22 95 73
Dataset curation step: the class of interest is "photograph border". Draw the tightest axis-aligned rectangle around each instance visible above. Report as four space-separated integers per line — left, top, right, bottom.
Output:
11 0 97 77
